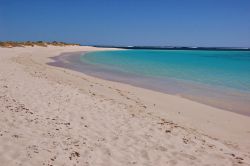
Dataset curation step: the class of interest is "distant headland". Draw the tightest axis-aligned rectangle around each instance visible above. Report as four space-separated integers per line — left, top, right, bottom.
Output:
0 41 80 48
94 45 250 51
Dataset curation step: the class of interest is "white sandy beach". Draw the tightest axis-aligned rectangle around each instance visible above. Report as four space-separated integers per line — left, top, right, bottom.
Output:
0 46 250 166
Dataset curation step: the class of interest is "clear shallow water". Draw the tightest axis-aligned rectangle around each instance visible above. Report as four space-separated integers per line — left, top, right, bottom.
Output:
81 50 250 92
48 50 250 116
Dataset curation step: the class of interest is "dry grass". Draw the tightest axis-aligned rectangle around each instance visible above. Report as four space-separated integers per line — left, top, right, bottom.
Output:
0 41 80 48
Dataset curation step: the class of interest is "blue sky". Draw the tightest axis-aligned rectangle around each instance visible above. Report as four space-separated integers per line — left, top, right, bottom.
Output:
1 0 250 47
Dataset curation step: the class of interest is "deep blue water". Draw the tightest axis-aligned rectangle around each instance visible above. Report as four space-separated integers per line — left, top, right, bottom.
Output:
81 50 250 92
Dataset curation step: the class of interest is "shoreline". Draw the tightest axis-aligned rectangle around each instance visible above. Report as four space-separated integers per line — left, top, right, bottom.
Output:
48 51 250 116
1 46 250 165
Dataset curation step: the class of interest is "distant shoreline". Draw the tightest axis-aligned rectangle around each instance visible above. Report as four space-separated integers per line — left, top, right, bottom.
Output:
2 41 249 51
93 45 250 51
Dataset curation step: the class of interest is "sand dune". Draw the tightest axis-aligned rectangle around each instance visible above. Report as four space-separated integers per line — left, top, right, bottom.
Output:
0 46 250 166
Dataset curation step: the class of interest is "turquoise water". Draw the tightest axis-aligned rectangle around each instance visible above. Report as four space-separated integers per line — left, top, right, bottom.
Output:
81 50 250 92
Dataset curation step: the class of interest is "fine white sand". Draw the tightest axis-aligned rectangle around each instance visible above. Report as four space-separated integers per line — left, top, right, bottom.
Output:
0 46 250 166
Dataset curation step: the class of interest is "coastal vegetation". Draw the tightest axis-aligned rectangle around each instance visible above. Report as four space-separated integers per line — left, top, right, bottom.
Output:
0 41 80 48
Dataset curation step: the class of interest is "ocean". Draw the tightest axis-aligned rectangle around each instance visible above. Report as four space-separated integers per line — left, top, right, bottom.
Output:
81 50 250 92
50 49 250 115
